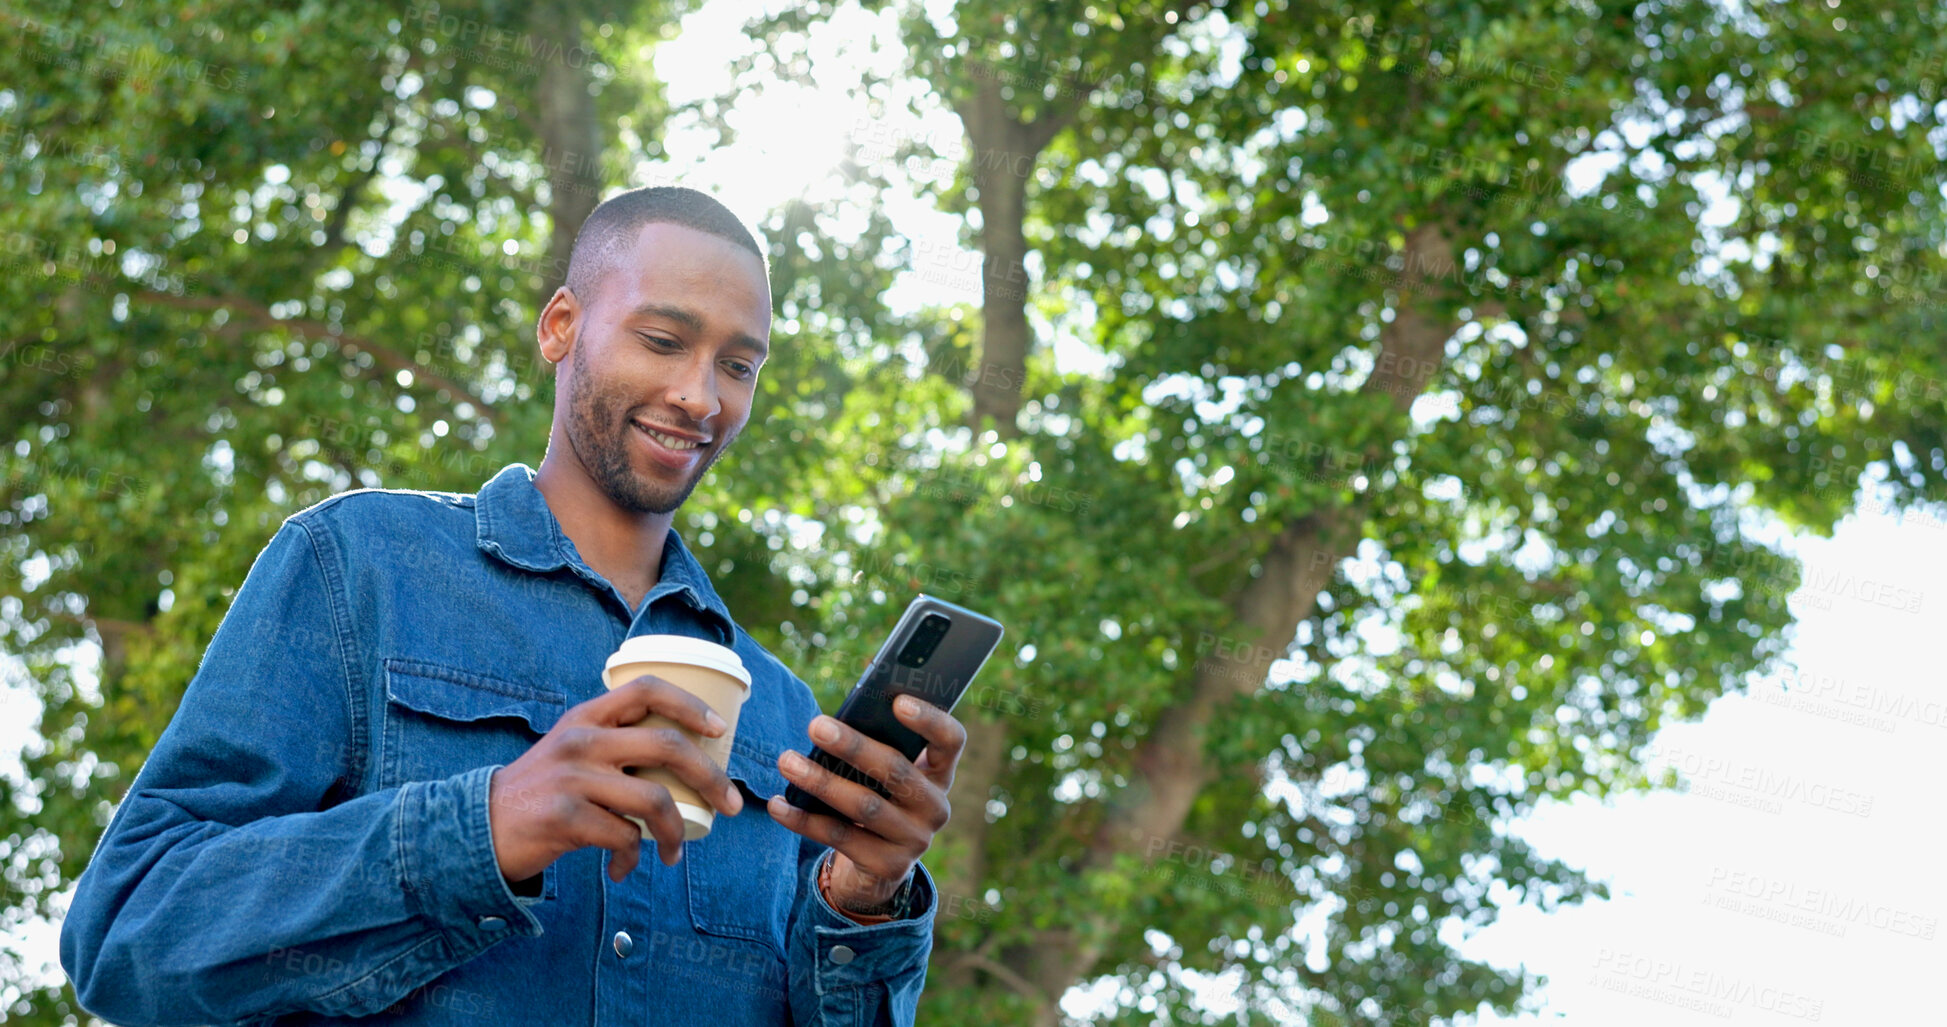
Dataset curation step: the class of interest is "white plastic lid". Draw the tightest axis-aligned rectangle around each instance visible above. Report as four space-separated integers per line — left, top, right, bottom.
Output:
606 634 751 689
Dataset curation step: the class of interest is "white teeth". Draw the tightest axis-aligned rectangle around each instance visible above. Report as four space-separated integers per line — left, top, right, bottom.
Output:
639 424 701 451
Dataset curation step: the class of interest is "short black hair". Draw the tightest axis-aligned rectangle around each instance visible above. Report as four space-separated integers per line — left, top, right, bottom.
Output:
563 186 766 304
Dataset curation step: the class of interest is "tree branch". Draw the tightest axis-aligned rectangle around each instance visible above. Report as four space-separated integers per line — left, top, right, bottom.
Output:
950 951 1050 1007
1021 78 1090 155
315 104 396 261
54 612 153 639
1187 532 1256 578
130 290 502 424
1008 224 1461 1004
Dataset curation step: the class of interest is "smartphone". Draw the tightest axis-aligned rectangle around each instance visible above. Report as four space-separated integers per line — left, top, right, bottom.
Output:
783 594 1005 821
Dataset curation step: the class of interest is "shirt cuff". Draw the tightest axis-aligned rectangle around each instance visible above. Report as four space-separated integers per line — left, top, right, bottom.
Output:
799 852 936 989
397 764 544 953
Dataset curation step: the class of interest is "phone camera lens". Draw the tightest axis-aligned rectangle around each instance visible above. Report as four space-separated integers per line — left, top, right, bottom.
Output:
897 614 951 667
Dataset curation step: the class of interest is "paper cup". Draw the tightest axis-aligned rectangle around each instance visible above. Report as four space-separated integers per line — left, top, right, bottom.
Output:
602 635 751 840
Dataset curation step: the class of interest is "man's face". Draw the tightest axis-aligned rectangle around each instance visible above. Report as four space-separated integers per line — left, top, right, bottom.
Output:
551 222 771 515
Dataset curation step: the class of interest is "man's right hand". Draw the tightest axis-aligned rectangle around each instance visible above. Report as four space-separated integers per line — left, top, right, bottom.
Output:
487 675 744 885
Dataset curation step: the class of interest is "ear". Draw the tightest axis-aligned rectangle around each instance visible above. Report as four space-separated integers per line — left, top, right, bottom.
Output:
536 286 580 367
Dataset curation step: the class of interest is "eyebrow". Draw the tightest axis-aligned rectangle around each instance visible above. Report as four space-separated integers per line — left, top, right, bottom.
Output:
628 302 769 361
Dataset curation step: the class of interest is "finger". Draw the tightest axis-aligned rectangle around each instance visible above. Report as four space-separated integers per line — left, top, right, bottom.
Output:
563 673 671 728
806 715 930 809
601 811 646 882
765 794 907 879
629 675 732 737
575 771 691 867
891 697 967 788
574 675 727 737
778 747 928 845
592 724 742 816
544 790 654 880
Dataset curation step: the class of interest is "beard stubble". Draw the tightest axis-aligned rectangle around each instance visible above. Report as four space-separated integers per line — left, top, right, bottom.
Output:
563 340 737 515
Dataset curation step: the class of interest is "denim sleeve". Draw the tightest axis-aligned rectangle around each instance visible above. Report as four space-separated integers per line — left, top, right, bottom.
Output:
785 843 937 1027
58 519 542 1027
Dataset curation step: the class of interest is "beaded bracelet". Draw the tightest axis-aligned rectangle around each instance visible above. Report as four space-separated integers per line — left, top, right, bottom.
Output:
819 851 914 925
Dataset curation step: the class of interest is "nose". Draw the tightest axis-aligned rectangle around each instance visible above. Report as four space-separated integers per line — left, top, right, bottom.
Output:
666 356 718 425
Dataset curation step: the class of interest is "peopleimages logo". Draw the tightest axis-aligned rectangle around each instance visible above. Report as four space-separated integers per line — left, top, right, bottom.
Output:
1590 950 1825 1021
402 2 630 75
847 548 981 597
1647 741 1876 817
1704 866 1939 941
1751 667 1947 734
1767 560 1926 614
1141 836 1301 906
10 14 252 90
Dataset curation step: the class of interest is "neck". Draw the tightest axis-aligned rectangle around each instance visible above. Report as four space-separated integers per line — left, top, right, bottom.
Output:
533 448 672 605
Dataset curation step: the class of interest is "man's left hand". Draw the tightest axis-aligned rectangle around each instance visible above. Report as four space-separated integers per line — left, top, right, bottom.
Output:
768 695 965 916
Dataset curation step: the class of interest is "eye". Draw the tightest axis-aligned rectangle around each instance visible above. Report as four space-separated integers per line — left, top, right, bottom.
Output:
723 359 757 380
637 333 678 350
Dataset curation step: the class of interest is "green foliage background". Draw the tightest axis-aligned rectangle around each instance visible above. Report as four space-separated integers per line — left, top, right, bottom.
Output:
3 0 1944 1024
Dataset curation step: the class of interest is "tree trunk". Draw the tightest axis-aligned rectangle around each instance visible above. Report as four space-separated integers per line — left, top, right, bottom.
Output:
936 79 1092 1003
929 711 1008 990
1005 224 1459 1018
956 79 1083 438
970 145 1032 435
935 714 1008 894
533 2 602 306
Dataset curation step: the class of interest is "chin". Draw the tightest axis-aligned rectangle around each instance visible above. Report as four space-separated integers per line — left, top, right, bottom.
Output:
611 470 704 516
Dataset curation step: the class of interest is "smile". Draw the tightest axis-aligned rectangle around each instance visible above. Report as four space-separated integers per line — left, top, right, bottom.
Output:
633 422 705 451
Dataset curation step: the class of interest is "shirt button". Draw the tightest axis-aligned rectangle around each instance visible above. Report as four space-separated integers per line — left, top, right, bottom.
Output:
828 944 856 965
477 916 505 931
613 930 634 958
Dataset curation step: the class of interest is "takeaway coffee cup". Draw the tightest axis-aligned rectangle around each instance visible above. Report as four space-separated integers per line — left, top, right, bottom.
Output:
603 635 752 841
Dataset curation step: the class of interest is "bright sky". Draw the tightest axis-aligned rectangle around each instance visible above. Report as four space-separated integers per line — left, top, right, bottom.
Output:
6 3 1942 1023
647 0 977 311
1458 497 1947 1025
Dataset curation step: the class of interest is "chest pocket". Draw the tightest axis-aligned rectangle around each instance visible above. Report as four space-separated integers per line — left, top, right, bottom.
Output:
685 738 800 958
381 659 567 900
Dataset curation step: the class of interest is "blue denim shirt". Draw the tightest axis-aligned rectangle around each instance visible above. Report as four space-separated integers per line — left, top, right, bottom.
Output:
59 463 935 1026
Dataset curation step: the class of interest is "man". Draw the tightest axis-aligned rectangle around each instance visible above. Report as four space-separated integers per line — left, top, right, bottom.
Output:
60 186 964 1025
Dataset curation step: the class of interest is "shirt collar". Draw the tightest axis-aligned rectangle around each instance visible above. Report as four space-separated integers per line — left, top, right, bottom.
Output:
475 463 737 642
